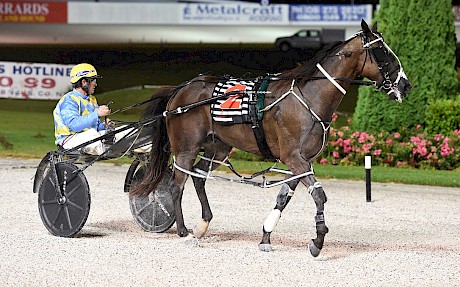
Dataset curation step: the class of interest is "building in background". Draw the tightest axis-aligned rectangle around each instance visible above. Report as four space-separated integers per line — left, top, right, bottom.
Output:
1 0 374 44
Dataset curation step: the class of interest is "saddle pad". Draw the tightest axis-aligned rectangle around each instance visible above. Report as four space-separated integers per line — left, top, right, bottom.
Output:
211 79 256 124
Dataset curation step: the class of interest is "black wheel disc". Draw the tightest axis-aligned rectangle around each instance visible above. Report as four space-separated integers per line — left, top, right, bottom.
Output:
126 160 175 233
38 162 90 237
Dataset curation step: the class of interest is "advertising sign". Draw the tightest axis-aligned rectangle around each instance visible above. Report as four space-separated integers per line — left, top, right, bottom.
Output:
0 1 67 23
0 62 73 100
289 5 372 24
180 3 288 25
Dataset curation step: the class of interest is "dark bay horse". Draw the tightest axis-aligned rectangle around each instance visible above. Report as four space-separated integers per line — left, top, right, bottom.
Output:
133 20 412 256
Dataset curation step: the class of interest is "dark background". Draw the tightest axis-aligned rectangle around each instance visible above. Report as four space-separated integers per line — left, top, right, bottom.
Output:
0 43 360 114
0 43 319 91
2 0 458 113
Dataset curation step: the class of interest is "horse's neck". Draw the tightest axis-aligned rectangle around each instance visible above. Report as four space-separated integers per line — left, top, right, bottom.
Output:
305 41 363 121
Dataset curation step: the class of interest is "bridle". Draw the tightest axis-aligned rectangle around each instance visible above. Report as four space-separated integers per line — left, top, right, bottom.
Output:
316 31 408 102
359 31 407 102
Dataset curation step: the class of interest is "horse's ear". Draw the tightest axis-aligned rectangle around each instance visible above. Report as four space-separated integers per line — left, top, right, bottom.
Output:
361 19 370 33
371 21 378 32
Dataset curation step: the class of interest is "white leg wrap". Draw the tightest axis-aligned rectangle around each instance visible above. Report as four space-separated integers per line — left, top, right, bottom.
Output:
308 182 322 194
263 209 281 233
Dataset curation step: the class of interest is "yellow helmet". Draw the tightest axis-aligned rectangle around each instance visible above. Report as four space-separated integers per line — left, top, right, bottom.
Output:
70 63 102 84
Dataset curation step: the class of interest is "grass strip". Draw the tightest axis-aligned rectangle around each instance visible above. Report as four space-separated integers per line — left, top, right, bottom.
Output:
1 90 459 188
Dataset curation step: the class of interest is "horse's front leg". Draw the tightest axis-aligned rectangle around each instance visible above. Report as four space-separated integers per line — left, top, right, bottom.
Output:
305 175 329 257
259 178 300 252
277 158 329 257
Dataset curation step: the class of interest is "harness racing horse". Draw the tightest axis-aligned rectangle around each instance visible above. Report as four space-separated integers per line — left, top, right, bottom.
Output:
133 20 412 256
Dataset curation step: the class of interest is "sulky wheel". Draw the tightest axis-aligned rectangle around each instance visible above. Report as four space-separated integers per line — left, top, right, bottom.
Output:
125 158 175 233
38 162 90 237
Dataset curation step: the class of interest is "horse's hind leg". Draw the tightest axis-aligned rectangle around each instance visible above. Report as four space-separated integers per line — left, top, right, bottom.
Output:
170 153 197 238
191 139 232 239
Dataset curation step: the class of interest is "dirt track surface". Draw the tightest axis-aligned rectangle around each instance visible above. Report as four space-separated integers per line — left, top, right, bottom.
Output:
1 157 459 286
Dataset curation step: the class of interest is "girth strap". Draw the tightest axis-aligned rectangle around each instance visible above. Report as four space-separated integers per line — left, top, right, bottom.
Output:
252 75 277 161
252 120 277 161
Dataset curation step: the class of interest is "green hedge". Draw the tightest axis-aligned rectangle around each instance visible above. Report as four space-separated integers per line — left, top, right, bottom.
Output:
353 0 458 132
425 96 460 135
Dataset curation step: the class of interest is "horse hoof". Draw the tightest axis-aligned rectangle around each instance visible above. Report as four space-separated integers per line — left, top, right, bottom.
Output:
308 240 321 257
258 243 273 252
193 220 209 239
184 234 199 247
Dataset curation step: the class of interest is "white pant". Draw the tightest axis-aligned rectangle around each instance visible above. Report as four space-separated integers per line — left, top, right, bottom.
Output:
61 126 134 155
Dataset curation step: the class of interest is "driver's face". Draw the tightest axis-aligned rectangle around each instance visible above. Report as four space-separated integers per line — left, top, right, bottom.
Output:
85 78 97 95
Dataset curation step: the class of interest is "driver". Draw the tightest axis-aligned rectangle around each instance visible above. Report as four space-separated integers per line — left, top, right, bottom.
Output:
53 63 112 155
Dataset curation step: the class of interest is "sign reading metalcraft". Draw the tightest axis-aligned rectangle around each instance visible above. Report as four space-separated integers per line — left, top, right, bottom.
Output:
0 62 73 100
0 1 67 23
180 3 288 24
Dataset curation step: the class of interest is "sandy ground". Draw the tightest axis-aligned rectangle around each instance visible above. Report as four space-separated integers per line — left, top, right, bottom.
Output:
0 157 459 287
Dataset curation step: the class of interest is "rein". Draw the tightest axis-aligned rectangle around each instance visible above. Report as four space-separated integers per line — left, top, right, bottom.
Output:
109 97 156 116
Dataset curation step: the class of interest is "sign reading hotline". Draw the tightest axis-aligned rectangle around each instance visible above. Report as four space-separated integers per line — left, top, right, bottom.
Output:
0 62 74 100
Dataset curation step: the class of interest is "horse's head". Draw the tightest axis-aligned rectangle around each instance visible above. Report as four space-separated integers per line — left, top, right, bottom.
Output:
359 20 412 102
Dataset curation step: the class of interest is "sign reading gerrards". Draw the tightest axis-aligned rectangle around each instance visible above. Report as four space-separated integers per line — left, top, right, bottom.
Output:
0 1 67 23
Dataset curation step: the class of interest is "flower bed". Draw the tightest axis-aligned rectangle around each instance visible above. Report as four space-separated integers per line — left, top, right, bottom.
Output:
318 114 460 170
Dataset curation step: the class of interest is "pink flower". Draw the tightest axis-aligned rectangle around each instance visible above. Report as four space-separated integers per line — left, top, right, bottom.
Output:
343 139 352 153
373 149 382 156
320 158 328 164
397 161 407 167
332 113 338 122
386 139 393 145
418 147 428 157
410 136 420 144
394 132 400 139
358 132 368 143
416 124 421 130
333 151 340 159
434 134 442 142
362 144 372 153
331 138 344 147
440 142 454 157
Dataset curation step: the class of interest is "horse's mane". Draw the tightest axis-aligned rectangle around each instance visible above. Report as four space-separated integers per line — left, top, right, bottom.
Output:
272 38 352 88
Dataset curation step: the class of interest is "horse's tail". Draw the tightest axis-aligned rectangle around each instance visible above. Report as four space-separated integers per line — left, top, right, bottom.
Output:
130 86 174 197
